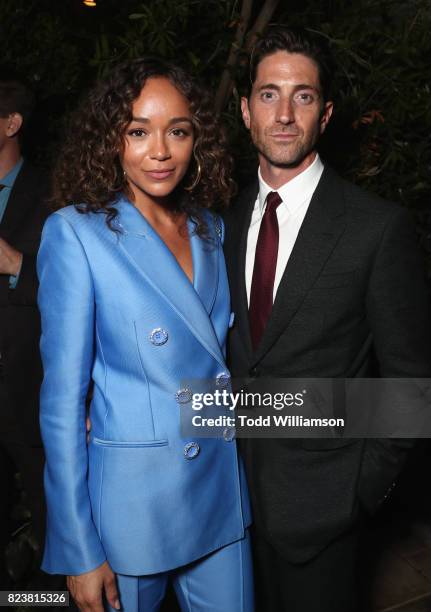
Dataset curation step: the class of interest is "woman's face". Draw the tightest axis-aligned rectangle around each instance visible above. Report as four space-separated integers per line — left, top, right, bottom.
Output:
121 77 194 207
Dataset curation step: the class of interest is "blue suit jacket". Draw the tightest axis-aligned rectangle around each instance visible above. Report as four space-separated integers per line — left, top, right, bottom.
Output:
37 197 251 576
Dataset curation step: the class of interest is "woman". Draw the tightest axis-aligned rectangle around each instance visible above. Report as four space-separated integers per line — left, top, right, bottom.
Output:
37 58 253 612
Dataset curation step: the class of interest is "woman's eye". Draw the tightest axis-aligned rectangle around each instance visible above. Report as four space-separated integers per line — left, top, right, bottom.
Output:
171 128 189 137
128 128 147 137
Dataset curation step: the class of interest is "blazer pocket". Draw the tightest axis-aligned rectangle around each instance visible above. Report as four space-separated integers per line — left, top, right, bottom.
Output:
92 437 168 448
313 270 357 289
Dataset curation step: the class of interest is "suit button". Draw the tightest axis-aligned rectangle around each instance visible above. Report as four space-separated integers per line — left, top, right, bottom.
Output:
175 388 192 403
249 367 260 377
149 328 168 346
223 427 235 442
216 372 230 388
184 442 200 459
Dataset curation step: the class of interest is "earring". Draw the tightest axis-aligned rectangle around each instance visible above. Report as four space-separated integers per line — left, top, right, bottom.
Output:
184 158 202 192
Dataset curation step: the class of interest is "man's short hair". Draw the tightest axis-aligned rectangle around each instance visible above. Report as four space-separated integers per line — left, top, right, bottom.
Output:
249 26 334 102
0 80 35 125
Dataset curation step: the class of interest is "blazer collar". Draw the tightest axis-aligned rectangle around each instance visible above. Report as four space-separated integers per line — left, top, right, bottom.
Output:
111 196 225 368
231 181 259 359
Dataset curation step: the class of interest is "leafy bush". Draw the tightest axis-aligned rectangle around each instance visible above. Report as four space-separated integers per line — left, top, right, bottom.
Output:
0 0 429 263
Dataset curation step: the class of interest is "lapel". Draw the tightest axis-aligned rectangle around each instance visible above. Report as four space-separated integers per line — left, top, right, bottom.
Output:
112 197 225 368
251 166 347 366
0 161 36 240
190 213 219 316
230 181 258 361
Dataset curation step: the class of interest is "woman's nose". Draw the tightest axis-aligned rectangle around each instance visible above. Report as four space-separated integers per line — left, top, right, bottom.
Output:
149 134 171 160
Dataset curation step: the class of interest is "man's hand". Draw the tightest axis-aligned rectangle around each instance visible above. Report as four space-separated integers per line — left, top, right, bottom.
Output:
67 560 120 612
0 237 23 276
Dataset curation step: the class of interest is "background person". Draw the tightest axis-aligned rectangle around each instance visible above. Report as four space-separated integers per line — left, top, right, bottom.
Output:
0 78 49 585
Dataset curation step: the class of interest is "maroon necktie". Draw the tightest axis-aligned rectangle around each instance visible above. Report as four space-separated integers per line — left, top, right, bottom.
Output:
249 191 282 350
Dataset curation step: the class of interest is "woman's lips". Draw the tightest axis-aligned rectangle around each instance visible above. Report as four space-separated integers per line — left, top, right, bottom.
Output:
145 170 175 180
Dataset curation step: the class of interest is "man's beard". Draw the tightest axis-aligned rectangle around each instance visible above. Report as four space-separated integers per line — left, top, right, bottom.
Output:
251 126 319 169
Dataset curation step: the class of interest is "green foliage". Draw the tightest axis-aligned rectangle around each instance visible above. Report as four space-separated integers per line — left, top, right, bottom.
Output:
0 1 82 98
292 0 431 202
91 0 240 79
0 0 429 261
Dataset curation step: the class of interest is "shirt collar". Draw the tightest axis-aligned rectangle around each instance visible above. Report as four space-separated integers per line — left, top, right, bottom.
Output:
0 158 24 189
257 154 324 216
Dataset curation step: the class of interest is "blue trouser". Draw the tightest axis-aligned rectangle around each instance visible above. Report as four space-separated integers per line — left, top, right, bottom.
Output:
105 530 253 611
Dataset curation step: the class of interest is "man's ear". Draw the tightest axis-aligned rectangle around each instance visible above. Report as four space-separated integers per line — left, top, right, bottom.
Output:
320 101 333 135
241 97 251 130
6 113 23 138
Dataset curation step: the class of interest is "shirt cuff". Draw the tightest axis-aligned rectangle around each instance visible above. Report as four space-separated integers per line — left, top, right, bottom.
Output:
9 263 22 289
9 274 19 289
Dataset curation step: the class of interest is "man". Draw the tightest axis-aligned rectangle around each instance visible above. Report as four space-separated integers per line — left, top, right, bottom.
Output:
224 27 431 611
0 79 49 584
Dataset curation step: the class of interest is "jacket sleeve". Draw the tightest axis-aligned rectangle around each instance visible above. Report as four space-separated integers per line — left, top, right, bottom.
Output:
359 207 431 513
8 180 50 305
37 212 106 575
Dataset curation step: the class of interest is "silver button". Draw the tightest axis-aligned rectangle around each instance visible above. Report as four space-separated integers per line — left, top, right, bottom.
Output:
184 442 200 459
223 427 235 442
175 387 192 404
216 372 230 388
149 328 168 346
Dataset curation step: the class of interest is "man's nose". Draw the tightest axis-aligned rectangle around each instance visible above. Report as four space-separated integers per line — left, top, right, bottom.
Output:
276 97 295 124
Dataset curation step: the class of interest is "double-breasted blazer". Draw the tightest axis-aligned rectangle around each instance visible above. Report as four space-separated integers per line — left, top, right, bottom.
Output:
37 196 251 576
224 165 431 564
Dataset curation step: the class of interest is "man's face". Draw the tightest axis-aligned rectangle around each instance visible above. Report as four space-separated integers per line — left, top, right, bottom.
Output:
241 51 333 173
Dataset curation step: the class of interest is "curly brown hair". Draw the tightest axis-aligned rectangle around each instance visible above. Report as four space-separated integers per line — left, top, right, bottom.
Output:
51 57 235 235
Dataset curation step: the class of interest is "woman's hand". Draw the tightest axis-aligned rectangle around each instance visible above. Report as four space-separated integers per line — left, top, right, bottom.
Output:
67 561 120 611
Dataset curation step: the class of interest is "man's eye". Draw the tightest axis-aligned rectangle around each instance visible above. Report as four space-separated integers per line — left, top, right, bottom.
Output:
261 91 275 101
295 93 314 105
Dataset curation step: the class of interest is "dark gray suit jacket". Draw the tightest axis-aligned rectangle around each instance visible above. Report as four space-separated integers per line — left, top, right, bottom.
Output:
0 161 49 444
224 165 431 563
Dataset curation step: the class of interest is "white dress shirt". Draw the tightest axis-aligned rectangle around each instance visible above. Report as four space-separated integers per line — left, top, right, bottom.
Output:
245 154 324 304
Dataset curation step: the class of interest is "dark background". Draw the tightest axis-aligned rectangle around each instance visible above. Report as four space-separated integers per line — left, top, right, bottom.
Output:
1 0 430 271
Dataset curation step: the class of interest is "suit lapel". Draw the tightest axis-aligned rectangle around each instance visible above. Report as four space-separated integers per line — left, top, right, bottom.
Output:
0 161 35 240
113 198 225 368
231 182 258 360
189 214 219 316
252 166 347 365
